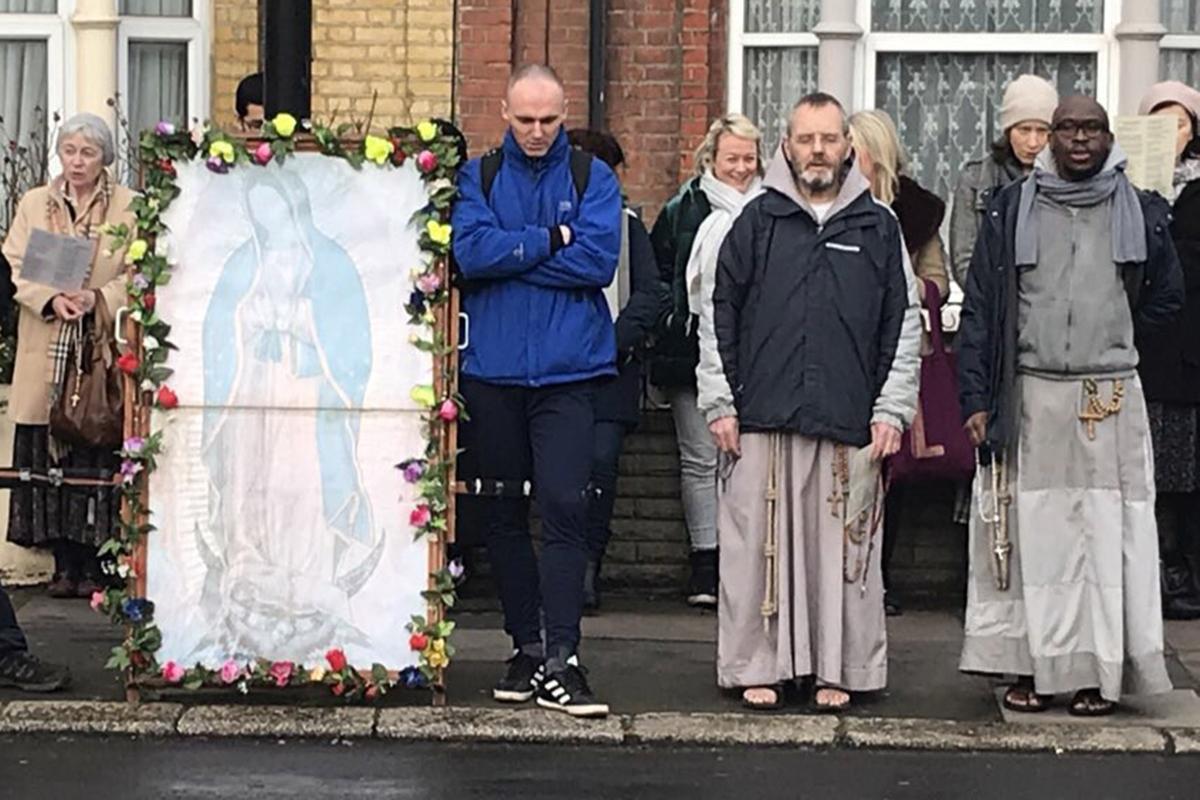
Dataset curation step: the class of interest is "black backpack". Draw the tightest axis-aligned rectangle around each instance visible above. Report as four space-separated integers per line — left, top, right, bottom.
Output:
479 147 593 202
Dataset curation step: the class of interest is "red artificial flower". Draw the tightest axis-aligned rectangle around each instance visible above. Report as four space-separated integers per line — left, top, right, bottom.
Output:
410 504 432 528
156 386 178 410
325 648 348 672
142 292 156 311
437 398 458 422
117 352 139 375
409 632 429 651
158 158 176 177
365 685 380 701
416 149 438 173
331 682 346 697
390 139 407 166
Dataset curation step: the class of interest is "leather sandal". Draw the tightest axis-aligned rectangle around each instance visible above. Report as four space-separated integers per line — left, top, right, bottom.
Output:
1068 689 1116 717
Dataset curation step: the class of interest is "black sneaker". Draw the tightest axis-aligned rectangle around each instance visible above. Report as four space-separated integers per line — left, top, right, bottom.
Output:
536 656 609 718
0 650 71 693
686 549 718 608
492 651 545 703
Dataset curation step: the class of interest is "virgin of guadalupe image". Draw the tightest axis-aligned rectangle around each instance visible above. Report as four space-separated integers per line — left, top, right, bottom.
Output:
186 167 383 663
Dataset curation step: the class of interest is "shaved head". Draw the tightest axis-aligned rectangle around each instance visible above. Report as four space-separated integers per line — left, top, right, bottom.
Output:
502 64 567 158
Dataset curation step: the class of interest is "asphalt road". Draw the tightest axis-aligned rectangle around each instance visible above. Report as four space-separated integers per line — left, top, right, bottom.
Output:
1 736 1197 800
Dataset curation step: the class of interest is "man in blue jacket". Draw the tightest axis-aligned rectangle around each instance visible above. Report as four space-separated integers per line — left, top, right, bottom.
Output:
451 64 621 718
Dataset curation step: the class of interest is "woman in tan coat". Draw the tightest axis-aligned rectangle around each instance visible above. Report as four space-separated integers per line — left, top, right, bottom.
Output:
2 113 135 598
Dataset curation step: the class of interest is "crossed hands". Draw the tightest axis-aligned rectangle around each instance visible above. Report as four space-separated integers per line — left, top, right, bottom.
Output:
51 291 97 322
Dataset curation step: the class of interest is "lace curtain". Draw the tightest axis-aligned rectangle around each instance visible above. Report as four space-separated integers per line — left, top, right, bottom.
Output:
872 0 1101 32
0 1 55 11
743 47 819 156
877 52 1096 200
1162 0 1200 31
744 0 818 33
119 0 190 14
0 39 48 222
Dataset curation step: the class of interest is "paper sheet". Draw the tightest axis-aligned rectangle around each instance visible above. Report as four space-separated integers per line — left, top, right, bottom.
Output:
19 228 94 291
1115 115 1178 197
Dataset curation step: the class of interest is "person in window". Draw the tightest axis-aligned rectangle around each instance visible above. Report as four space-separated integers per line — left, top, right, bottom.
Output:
958 96 1180 716
236 72 265 132
565 129 670 613
649 113 764 609
950 75 1057 290
848 109 949 617
1135 81 1200 620
1 113 136 598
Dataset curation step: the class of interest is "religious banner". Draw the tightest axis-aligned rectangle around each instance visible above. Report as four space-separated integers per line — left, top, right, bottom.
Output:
93 119 462 700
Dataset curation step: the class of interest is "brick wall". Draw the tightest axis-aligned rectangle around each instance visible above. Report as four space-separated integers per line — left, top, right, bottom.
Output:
454 0 726 221
210 0 454 131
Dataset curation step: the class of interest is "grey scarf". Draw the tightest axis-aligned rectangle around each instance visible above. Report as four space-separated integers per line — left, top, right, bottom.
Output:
1014 143 1146 267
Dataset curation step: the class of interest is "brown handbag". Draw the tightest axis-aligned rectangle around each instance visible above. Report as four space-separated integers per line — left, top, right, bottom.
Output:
49 290 125 449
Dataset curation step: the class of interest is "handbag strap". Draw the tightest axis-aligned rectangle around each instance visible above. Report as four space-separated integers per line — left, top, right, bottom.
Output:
920 278 947 355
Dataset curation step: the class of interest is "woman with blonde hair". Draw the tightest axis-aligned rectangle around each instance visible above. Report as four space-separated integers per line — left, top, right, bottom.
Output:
848 109 949 617
649 113 764 608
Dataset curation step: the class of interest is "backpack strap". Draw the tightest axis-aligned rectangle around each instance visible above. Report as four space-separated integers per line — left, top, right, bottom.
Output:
569 149 593 201
479 148 503 199
481 146 592 201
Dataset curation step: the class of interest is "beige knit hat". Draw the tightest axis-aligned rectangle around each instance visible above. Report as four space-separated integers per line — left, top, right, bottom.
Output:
999 75 1059 131
1138 80 1200 119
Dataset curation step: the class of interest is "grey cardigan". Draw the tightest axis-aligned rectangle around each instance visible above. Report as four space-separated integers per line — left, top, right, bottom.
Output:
949 155 1026 288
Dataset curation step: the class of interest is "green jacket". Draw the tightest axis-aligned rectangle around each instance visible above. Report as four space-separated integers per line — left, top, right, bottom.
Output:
648 176 712 389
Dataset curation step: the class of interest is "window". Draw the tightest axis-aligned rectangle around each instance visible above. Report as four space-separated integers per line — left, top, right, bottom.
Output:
118 0 207 136
1161 0 1200 85
730 1 820 155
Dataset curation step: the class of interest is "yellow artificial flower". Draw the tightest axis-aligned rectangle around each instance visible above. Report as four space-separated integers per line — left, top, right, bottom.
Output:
308 667 327 682
272 112 297 138
363 135 394 165
424 643 449 669
124 239 148 265
416 120 438 142
426 219 452 247
209 140 236 164
410 385 436 408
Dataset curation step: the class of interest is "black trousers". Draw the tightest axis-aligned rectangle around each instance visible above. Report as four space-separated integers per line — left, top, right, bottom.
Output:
0 585 28 655
585 421 628 563
459 377 598 660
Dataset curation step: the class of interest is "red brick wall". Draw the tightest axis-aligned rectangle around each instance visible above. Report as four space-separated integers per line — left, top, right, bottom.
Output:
454 0 727 221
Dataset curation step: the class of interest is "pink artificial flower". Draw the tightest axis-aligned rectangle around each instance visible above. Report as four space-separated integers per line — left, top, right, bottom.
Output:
161 660 185 684
416 272 442 295
269 660 294 688
437 399 458 422
254 141 273 166
219 659 242 684
89 590 105 612
416 149 438 173
410 504 432 528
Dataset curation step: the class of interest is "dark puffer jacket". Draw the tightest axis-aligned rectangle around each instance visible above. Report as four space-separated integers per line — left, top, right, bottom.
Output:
647 176 711 389
1138 177 1200 405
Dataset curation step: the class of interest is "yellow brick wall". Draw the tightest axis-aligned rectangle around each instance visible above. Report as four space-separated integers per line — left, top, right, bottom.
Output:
210 0 455 131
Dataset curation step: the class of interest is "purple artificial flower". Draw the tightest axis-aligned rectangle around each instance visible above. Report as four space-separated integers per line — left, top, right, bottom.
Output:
122 436 145 455
447 558 465 580
205 155 230 175
155 121 176 136
120 460 144 485
131 273 151 292
399 459 426 484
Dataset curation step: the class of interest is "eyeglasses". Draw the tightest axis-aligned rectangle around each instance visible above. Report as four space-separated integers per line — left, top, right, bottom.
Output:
1052 119 1108 138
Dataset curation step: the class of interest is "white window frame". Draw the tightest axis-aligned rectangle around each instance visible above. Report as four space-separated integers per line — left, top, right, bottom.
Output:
0 0 75 150
726 1 819 112
117 0 209 133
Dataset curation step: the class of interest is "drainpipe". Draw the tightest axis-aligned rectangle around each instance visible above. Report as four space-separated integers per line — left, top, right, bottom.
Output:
588 0 608 130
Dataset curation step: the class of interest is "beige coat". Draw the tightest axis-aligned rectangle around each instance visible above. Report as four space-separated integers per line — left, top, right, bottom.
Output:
2 175 136 424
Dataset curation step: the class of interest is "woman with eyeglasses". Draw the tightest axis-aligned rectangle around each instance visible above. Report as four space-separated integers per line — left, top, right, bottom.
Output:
1136 81 1200 621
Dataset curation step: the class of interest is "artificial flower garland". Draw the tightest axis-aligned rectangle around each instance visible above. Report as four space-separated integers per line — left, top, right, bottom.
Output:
95 113 464 701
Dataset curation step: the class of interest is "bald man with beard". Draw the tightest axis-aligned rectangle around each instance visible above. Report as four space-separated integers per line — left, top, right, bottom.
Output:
957 96 1183 716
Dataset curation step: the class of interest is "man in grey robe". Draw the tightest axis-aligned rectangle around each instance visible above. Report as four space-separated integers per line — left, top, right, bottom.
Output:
958 96 1183 716
702 92 921 711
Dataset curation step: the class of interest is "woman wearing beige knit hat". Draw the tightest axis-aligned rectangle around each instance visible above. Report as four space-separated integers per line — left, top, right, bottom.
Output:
949 74 1058 289
1135 80 1200 622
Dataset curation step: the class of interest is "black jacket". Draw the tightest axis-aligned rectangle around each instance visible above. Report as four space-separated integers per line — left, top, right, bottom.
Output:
647 177 712 389
1138 179 1200 404
958 181 1184 451
595 211 671 425
713 184 910 447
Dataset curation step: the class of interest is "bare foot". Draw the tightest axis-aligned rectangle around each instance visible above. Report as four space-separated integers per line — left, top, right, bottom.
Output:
741 685 783 709
814 686 850 711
